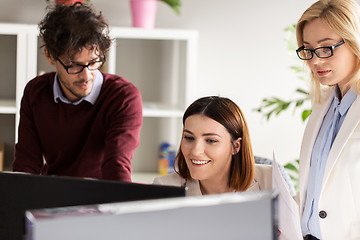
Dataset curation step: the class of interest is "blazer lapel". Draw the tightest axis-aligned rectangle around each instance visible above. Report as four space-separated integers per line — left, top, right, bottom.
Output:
186 179 203 196
247 180 260 192
299 90 334 206
322 94 360 188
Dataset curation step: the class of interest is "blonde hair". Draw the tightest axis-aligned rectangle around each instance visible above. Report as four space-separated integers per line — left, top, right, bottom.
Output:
296 0 360 102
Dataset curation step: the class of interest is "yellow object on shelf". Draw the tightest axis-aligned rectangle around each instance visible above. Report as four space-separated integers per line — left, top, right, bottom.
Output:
158 158 169 176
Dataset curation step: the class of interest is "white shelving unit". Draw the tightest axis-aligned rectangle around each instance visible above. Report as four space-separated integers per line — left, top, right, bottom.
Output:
0 23 36 171
0 100 16 114
0 23 198 183
108 27 198 183
108 27 198 116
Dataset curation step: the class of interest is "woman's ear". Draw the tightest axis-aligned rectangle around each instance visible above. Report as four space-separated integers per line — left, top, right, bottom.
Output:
232 137 242 155
44 48 56 66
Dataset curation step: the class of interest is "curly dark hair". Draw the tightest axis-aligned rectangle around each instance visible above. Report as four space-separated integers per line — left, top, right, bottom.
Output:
39 2 111 59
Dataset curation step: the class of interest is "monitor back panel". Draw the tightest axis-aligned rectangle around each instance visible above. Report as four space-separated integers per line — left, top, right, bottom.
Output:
0 172 185 240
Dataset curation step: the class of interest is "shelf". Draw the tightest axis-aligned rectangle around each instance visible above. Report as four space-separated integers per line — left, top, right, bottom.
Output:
0 23 31 34
109 27 198 40
107 26 198 110
143 109 183 118
143 103 184 117
0 100 16 114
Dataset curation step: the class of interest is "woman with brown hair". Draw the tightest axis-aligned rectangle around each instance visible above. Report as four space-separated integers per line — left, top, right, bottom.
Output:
153 96 271 196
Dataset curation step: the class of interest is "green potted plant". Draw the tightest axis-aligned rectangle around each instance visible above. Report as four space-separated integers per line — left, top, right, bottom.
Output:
254 24 310 191
255 24 311 122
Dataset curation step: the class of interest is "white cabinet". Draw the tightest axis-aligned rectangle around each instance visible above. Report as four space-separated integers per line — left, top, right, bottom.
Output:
108 27 198 182
0 23 37 171
0 23 198 182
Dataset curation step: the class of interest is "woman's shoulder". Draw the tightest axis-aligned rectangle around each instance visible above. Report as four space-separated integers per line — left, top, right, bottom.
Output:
255 164 272 176
153 172 185 187
254 164 272 190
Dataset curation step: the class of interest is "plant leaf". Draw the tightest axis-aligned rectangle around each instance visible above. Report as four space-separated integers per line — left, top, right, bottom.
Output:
290 66 303 73
160 0 181 15
296 88 309 95
295 100 304 107
302 109 312 121
284 163 298 173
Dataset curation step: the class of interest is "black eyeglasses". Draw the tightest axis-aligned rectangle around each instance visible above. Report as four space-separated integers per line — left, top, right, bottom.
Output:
56 56 106 74
296 41 345 60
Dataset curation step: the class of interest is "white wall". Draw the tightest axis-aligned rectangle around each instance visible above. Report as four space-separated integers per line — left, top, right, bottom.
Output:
0 0 326 164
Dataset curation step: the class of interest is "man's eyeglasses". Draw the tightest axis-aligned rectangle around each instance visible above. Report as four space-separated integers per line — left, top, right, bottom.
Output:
56 56 106 74
296 41 345 60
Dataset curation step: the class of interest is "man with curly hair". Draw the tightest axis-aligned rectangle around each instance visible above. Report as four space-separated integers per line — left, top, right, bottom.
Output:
12 3 143 182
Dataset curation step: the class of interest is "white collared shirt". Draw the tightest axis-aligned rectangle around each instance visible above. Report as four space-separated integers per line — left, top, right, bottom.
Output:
53 70 103 105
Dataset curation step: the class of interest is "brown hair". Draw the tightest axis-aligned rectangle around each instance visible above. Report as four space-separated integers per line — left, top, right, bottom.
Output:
175 96 255 191
39 2 111 59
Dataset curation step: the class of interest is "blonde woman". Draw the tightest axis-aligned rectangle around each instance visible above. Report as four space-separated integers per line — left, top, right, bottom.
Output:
296 0 360 239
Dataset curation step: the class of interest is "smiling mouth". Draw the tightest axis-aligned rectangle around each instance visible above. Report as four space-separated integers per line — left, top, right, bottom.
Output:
317 70 331 75
191 159 211 165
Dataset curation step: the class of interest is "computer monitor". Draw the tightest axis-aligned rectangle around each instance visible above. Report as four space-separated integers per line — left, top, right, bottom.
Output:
26 191 278 240
0 172 186 240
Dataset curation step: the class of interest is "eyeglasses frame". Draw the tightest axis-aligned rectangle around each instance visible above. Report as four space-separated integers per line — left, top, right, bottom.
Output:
56 56 106 74
296 40 345 60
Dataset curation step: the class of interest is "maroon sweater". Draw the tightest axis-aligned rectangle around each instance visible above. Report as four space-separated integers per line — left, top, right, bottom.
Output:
13 72 142 182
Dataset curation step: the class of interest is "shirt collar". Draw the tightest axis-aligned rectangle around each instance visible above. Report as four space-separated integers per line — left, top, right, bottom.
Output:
53 70 103 105
333 85 357 116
